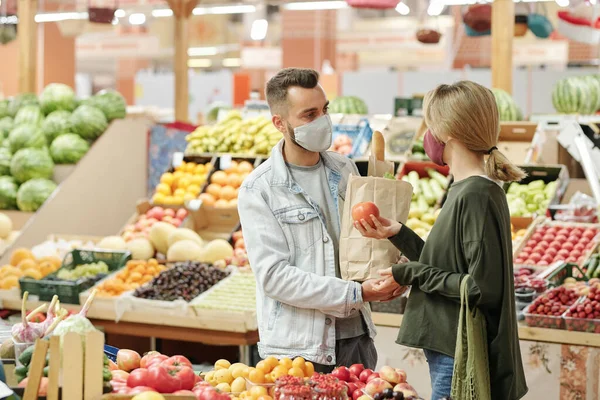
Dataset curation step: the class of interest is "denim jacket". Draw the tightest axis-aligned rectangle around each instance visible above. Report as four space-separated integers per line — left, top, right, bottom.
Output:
238 140 376 365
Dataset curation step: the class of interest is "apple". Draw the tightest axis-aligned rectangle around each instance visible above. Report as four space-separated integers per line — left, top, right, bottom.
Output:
331 367 351 382
355 381 366 389
394 369 407 383
366 373 380 383
352 389 364 400
359 369 374 383
172 218 182 227
394 383 418 398
164 208 176 218
347 382 358 394
365 378 393 396
349 364 365 377
378 366 401 384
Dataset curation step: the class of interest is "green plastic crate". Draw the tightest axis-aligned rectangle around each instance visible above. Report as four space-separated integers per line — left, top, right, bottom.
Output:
19 249 131 304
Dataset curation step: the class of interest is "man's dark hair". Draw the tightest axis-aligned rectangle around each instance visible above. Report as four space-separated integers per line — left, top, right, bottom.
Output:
265 68 320 115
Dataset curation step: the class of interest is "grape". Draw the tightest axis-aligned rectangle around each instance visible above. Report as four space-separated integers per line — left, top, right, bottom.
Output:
56 261 109 281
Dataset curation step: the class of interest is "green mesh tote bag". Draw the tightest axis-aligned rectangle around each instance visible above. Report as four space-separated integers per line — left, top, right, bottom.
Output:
450 275 492 400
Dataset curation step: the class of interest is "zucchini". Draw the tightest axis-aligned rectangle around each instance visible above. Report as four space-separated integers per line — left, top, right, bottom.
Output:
420 180 437 206
426 168 449 189
429 179 445 200
588 255 600 279
18 345 35 367
407 171 421 196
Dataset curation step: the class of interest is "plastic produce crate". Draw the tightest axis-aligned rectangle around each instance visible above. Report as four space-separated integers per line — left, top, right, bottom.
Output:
332 118 373 158
19 249 131 304
523 303 566 330
564 306 600 333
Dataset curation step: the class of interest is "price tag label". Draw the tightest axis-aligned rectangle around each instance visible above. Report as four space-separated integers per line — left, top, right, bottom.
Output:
172 152 184 168
220 154 232 170
187 199 202 211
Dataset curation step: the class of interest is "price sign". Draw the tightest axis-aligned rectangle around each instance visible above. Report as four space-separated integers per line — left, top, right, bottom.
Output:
220 154 232 171
172 152 184 168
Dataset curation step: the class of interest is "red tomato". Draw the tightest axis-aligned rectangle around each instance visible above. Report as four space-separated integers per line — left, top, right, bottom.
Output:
172 366 196 391
140 351 162 369
351 202 380 224
111 370 130 383
129 386 159 394
148 364 182 393
127 368 150 388
162 355 193 369
146 354 169 368
108 360 118 371
117 349 141 372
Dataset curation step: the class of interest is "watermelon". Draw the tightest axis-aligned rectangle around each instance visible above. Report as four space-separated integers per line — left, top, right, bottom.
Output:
0 100 9 119
14 105 44 126
329 96 368 114
7 93 38 118
39 83 77 115
491 88 523 121
83 89 127 122
70 105 108 141
552 77 592 114
0 148 11 176
8 124 47 154
41 110 72 143
0 117 13 140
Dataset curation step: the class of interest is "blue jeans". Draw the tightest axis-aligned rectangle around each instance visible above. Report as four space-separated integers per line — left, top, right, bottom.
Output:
423 349 454 400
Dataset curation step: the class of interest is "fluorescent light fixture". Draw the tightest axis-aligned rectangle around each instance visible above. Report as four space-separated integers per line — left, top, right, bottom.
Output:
395 2 410 15
188 58 212 68
283 1 348 10
128 13 146 25
193 4 256 15
114 9 126 18
427 1 445 15
152 8 174 17
223 58 242 67
188 47 218 56
555 0 569 6
251 19 268 41
0 15 18 24
34 12 88 22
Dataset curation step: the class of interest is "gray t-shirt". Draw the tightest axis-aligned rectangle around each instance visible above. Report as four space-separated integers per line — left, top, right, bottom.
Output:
287 159 365 340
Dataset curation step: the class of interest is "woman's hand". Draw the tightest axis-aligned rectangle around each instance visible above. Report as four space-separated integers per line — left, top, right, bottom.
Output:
354 215 402 240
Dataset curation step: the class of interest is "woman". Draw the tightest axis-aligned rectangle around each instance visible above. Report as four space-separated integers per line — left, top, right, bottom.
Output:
355 81 527 400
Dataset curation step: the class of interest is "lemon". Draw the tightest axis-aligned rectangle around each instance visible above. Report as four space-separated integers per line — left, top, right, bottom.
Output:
152 193 166 204
160 172 174 186
184 193 196 202
155 183 171 195
178 177 191 189
173 195 185 205
163 196 177 206
195 164 206 175
175 161 186 172
187 184 201 195
186 162 197 173
174 188 186 197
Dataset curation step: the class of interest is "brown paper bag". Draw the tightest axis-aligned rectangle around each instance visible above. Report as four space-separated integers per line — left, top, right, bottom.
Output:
339 156 413 281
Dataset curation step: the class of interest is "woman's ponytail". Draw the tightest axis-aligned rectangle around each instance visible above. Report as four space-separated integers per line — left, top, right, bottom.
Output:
485 148 526 183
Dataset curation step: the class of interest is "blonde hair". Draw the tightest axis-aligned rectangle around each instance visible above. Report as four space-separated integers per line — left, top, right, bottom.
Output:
422 81 526 183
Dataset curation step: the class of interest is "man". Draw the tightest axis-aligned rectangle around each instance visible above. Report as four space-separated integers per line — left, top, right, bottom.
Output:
238 68 401 371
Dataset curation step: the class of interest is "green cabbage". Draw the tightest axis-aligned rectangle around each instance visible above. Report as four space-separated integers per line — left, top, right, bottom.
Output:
8 93 38 118
0 177 18 209
50 134 89 164
0 148 11 176
83 90 127 122
0 117 13 140
16 178 57 211
10 148 54 184
70 105 108 141
39 83 77 115
8 124 47 154
41 110 72 143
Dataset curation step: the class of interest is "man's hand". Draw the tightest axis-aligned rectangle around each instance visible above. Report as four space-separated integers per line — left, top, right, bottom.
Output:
362 273 407 302
354 215 402 240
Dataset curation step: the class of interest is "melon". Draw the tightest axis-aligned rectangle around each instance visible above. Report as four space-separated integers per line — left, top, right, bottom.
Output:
97 236 127 250
200 239 234 263
552 76 593 114
149 222 177 255
167 228 203 249
126 238 155 260
0 213 12 239
491 88 523 121
167 240 204 262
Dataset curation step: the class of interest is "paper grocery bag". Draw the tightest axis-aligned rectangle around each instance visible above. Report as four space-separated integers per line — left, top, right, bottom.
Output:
339 157 413 281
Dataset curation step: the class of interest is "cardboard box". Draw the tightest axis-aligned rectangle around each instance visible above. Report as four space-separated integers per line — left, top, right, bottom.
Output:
498 122 536 165
562 178 593 204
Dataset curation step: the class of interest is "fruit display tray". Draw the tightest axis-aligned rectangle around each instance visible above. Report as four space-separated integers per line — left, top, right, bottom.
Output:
506 164 570 207
523 303 567 330
512 218 600 271
564 310 600 333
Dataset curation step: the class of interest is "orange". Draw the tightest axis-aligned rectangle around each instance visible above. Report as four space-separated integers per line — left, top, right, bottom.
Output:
0 275 19 289
227 173 243 188
256 361 272 374
187 184 201 195
288 367 304 378
278 358 293 370
248 368 265 384
206 184 222 199
186 162 197 173
238 161 254 173
263 356 279 371
220 185 237 201
199 193 216 207
229 199 238 207
155 183 171 195
160 172 175 186
17 259 37 272
211 171 228 186
270 365 288 380
215 199 230 208
304 362 315 377
10 248 34 267
178 177 191 189
23 269 42 280
291 357 305 371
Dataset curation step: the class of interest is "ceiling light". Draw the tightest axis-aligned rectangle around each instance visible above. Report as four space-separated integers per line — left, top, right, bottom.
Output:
114 9 126 18
193 5 256 15
0 15 18 24
395 2 410 15
223 58 242 67
251 19 268 41
152 9 173 17
555 0 569 5
34 12 87 22
128 13 146 25
283 1 348 10
427 1 444 15
188 59 212 68
188 47 218 56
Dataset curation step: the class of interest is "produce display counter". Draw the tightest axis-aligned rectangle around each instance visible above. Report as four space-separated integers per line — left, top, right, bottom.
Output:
372 312 600 399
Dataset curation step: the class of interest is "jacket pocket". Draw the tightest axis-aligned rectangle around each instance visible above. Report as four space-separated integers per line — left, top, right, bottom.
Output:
268 300 282 330
277 207 323 252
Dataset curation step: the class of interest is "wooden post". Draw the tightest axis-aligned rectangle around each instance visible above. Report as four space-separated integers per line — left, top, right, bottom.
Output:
167 0 199 122
18 0 38 93
491 0 515 94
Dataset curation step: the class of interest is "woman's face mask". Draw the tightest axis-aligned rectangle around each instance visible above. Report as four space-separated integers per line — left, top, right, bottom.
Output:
286 114 333 153
423 129 447 166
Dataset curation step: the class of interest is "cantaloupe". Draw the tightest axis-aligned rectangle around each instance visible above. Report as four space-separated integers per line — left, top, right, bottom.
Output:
97 236 127 250
166 240 204 262
167 228 203 249
126 238 155 260
149 222 177 255
0 213 12 239
201 239 234 263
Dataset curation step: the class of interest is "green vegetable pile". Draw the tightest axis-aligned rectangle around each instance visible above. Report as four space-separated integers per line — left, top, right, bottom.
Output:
57 261 109 281
16 342 112 384
0 84 127 211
